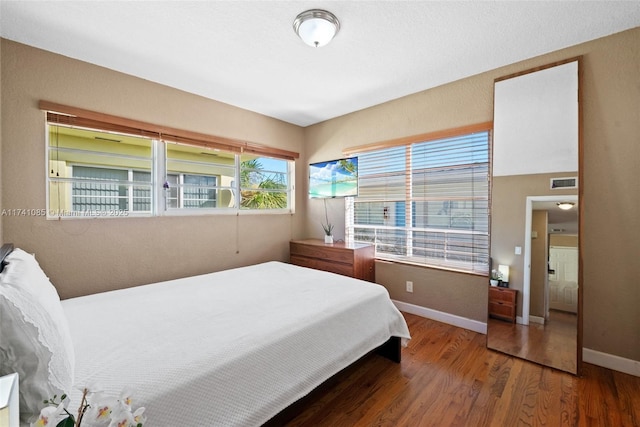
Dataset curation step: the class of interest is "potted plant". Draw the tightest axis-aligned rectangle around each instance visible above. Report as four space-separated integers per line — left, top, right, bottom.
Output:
322 222 334 244
322 198 334 244
490 269 502 287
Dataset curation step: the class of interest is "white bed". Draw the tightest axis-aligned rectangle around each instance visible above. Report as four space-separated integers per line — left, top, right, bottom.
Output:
548 279 578 313
0 246 410 426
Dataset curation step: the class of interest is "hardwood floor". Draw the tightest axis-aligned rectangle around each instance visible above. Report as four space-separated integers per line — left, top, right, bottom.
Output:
487 309 578 373
285 312 640 427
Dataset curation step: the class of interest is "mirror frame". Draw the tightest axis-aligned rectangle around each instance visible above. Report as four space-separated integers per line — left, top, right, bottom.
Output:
488 57 583 375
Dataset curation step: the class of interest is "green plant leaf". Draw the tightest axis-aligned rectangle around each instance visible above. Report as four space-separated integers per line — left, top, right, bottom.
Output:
57 417 75 427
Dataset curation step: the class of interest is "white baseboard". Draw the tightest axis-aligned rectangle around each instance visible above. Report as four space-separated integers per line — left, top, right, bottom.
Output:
393 300 640 378
583 348 640 377
529 315 545 325
515 315 544 325
392 300 487 334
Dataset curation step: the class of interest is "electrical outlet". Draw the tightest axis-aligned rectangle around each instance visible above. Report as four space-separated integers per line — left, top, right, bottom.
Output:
406 281 413 293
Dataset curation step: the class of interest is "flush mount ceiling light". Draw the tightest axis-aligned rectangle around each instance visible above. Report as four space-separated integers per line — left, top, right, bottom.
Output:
557 202 575 210
293 9 340 47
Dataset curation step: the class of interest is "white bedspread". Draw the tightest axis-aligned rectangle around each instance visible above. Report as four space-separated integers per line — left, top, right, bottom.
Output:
62 261 410 426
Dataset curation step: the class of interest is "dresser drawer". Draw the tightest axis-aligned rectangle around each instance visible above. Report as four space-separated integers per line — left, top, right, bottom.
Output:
291 255 354 277
289 239 375 282
488 286 517 323
489 287 517 304
290 242 354 263
489 301 516 321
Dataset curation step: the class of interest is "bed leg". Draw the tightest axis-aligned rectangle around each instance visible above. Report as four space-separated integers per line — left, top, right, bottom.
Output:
376 336 401 363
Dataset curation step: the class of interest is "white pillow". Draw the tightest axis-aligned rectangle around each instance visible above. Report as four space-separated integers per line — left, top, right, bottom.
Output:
0 249 75 421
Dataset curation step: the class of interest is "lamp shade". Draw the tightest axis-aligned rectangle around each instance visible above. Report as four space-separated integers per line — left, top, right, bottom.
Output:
498 264 510 283
293 9 340 47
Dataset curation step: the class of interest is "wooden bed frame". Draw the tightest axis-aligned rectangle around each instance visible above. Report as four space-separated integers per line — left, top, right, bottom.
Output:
265 336 401 425
0 243 402 425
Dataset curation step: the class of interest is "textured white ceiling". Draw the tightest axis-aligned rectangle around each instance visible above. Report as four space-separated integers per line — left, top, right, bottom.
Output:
1 1 639 127
533 200 578 235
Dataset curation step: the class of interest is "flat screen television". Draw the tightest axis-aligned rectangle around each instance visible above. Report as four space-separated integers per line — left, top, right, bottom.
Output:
309 157 358 198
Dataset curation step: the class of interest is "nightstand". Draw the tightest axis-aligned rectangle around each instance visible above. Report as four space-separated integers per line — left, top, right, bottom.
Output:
488 286 517 323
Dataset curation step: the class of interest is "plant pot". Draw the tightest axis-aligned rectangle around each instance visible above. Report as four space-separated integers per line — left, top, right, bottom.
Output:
324 235 334 244
490 279 499 287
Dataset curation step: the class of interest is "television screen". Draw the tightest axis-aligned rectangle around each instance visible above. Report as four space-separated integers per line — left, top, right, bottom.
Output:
309 157 358 198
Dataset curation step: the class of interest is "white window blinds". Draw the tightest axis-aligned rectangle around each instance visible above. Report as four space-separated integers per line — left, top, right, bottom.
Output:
346 127 491 274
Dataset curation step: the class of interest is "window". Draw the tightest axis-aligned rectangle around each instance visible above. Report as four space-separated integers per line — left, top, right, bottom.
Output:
183 175 217 208
71 166 152 213
165 174 218 209
47 123 294 218
165 141 232 210
346 127 490 274
239 155 290 209
48 125 153 217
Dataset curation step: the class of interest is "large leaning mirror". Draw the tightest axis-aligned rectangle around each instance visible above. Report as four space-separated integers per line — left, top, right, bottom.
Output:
487 58 582 375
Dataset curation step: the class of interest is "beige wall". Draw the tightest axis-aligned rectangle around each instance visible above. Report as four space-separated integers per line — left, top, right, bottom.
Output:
377 261 488 321
550 235 578 248
0 39 305 298
303 27 640 362
530 210 548 318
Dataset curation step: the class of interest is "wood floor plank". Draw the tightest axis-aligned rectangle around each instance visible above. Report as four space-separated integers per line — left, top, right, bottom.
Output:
613 370 640 426
284 312 640 427
536 366 577 427
560 372 580 426
442 345 490 424
461 351 506 426
489 357 527 426
422 334 492 426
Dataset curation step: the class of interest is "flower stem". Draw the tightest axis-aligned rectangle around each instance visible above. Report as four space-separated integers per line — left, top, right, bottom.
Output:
322 198 334 235
76 388 89 427
324 198 329 227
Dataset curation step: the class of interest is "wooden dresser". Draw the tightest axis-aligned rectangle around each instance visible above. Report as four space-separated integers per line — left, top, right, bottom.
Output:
290 239 375 282
488 286 518 323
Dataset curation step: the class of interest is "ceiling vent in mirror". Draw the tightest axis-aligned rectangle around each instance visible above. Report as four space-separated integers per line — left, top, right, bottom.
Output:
550 176 578 189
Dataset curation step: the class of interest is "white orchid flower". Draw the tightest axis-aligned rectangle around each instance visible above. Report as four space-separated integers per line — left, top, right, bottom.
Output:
75 382 103 396
118 387 134 409
83 393 116 426
30 402 66 427
132 407 146 425
107 402 136 427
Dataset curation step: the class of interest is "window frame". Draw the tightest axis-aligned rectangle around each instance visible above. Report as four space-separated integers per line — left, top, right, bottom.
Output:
69 164 154 216
165 173 219 210
44 106 296 219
